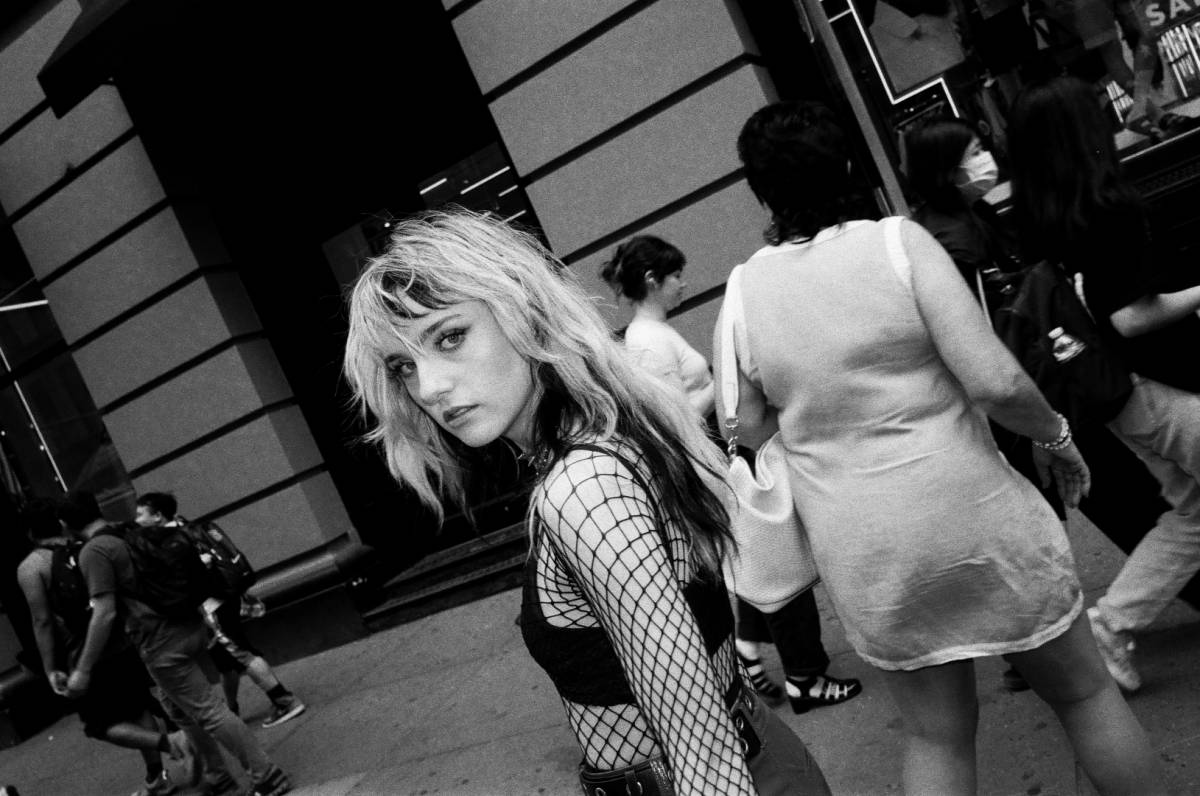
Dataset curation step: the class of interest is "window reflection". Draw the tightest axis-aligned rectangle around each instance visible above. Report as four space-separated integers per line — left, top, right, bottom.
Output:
0 280 60 373
0 223 135 517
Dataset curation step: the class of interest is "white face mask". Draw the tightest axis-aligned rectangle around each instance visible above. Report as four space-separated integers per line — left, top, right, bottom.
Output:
955 149 998 202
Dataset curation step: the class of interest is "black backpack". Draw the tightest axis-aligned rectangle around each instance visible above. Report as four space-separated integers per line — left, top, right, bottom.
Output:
123 523 211 619
45 539 91 656
992 261 1133 427
179 518 256 599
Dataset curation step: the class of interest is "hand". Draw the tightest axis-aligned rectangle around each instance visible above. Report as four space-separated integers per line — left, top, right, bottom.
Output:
1032 441 1091 509
47 670 68 696
66 668 91 698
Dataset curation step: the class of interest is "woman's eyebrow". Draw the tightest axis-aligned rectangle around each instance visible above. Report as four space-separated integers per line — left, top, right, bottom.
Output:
418 314 462 346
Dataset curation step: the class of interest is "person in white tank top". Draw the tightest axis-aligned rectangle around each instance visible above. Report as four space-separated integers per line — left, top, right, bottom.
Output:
599 236 714 417
601 235 863 717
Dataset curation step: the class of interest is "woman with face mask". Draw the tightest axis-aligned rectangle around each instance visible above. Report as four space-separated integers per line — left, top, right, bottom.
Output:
905 118 1017 311
344 209 831 795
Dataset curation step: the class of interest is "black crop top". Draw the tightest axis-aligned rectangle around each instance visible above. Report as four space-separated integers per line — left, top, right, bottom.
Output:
519 445 734 706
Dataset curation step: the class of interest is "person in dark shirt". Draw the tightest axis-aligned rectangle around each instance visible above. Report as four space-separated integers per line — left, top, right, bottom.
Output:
1009 75 1200 693
905 117 1200 644
62 491 292 796
15 498 191 796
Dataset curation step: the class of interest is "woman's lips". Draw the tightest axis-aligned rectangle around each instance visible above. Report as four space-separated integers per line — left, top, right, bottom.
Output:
442 405 476 427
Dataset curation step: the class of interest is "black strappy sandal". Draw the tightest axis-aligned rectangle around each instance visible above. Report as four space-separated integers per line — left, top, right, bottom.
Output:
787 673 863 714
737 652 786 707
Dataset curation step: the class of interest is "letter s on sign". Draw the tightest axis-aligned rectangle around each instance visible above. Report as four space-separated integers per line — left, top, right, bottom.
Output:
1145 2 1166 26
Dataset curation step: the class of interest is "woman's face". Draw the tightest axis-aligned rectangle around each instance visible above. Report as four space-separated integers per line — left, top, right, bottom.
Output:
648 269 686 310
954 136 999 202
383 300 538 450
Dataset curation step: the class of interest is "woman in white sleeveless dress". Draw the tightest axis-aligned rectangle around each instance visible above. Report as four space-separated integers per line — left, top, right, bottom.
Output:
716 100 1163 795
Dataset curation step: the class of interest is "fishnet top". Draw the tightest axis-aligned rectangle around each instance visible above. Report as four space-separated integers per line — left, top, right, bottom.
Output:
522 441 755 794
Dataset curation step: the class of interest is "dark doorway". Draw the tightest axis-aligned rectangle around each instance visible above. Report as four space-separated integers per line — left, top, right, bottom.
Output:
115 1 532 569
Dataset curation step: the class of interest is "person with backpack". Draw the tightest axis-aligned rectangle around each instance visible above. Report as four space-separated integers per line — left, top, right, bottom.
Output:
1009 75 1200 693
15 497 196 796
136 493 306 728
61 491 293 796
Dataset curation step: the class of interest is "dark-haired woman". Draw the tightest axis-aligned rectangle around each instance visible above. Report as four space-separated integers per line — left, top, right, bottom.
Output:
346 210 830 795
721 99 1163 794
601 235 862 715
601 236 713 416
905 118 1196 672
1009 75 1200 696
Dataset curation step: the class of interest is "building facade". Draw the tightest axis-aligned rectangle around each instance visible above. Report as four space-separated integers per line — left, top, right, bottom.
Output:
0 0 840 683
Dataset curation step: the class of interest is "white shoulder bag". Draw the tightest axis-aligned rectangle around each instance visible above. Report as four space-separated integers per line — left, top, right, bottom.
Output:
718 264 819 612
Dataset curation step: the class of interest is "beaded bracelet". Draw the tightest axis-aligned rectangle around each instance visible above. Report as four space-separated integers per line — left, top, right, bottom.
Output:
1033 412 1072 451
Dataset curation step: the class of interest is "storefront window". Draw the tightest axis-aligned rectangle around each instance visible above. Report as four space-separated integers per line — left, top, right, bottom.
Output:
808 0 1200 188
0 224 135 516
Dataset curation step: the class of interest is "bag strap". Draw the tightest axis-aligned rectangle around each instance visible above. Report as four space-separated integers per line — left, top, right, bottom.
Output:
974 267 991 322
881 216 913 295
718 266 746 462
1071 270 1094 322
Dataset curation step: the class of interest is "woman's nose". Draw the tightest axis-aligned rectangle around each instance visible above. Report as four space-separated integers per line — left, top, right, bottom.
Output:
413 359 453 406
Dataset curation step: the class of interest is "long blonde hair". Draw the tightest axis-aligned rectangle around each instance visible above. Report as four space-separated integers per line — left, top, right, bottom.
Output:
343 209 732 575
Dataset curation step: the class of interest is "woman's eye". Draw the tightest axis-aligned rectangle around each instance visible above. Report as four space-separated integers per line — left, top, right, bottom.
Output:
438 329 466 351
389 361 416 380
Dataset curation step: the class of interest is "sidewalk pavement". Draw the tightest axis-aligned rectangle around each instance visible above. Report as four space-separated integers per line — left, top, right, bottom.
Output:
2 509 1199 796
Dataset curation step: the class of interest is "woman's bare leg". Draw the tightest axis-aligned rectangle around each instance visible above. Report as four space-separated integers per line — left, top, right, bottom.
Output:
1005 613 1165 796
878 659 978 795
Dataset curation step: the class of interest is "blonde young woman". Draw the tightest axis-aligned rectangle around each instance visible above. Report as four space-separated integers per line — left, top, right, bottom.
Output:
343 209 829 796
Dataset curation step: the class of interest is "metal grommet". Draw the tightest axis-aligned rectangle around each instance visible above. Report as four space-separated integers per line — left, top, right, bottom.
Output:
595 788 606 796
737 736 750 757
626 782 644 796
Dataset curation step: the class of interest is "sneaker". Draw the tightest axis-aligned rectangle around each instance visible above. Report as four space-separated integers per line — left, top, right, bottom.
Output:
250 765 292 796
1088 606 1142 692
261 698 306 728
131 771 179 796
166 729 201 787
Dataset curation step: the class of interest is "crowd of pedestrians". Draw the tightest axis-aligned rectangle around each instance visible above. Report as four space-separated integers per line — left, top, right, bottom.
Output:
340 73 1199 795
12 69 1200 795
14 490 303 796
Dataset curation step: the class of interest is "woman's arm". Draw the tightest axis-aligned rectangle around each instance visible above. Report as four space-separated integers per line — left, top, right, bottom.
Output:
712 303 780 451
538 451 754 795
1110 284 1200 337
902 219 1090 505
16 558 65 691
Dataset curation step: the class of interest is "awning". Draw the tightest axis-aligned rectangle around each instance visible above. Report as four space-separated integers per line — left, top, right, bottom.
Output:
36 0 191 117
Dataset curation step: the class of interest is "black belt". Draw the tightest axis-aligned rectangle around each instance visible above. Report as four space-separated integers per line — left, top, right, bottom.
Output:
578 679 760 796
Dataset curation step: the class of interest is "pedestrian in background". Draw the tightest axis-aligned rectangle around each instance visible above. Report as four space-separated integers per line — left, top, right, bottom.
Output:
344 208 830 795
1009 75 1200 693
602 234 861 715
134 493 306 728
63 491 292 796
15 498 193 796
904 116 1200 689
723 99 1163 794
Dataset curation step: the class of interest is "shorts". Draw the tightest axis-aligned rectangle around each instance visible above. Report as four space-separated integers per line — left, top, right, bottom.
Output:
204 598 262 674
76 647 159 737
